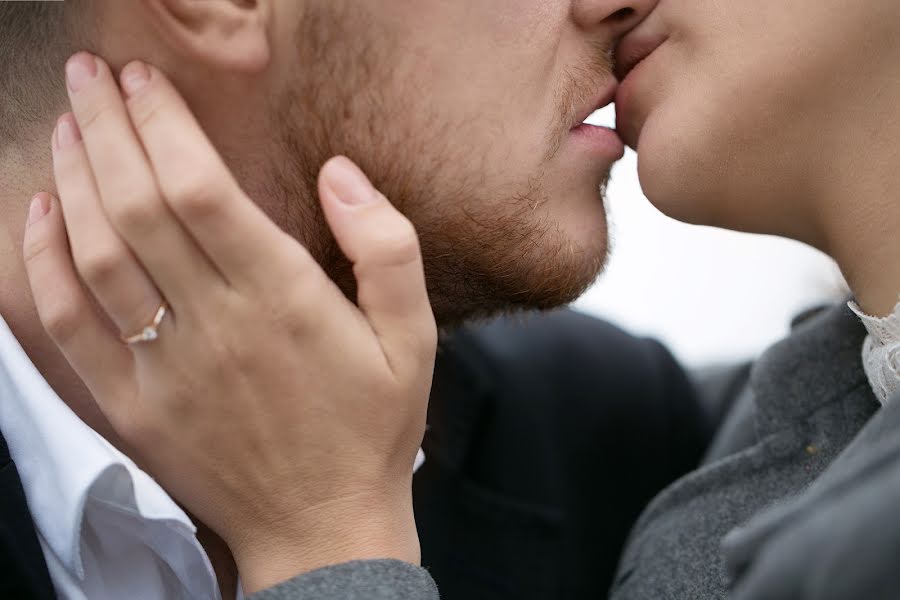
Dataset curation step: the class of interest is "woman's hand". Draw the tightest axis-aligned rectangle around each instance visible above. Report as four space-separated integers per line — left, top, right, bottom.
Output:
21 53 436 593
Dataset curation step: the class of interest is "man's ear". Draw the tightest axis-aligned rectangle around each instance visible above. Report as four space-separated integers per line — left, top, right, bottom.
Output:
141 0 271 73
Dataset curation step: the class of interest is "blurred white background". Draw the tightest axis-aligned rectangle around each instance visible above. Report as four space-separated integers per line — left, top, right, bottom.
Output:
573 106 846 367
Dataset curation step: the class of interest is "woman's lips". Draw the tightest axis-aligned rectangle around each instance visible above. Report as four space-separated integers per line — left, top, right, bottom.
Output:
615 32 669 82
614 33 669 148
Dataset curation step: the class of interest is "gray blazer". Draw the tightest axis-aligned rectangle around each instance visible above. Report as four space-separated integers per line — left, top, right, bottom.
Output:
250 304 900 600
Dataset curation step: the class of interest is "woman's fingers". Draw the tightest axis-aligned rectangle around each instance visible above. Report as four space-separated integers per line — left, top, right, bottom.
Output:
52 113 166 340
63 53 222 307
117 60 297 289
22 193 134 405
318 157 437 372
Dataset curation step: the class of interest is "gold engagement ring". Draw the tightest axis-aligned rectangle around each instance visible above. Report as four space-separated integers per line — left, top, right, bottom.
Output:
122 302 169 345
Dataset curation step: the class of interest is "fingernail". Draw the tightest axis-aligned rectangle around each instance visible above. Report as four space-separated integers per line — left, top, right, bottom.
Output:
27 194 50 227
120 61 151 97
66 52 98 92
54 114 81 150
324 157 378 205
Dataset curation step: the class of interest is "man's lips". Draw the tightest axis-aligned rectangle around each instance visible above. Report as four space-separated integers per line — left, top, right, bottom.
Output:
568 79 625 161
572 82 619 130
614 32 668 82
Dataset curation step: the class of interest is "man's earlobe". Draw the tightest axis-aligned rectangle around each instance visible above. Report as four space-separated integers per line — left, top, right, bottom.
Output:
143 0 271 73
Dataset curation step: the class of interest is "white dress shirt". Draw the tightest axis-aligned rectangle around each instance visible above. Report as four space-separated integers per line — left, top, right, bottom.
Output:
0 315 231 600
850 298 900 405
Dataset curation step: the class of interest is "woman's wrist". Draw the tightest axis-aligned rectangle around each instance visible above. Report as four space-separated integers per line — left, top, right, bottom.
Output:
232 494 421 594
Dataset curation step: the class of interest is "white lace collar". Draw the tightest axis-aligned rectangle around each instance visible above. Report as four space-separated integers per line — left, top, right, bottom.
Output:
849 298 900 405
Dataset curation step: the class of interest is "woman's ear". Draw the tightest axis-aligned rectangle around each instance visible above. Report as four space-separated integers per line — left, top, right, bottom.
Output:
141 0 271 73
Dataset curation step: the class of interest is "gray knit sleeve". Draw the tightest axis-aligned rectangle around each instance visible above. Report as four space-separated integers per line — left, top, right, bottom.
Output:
247 560 440 600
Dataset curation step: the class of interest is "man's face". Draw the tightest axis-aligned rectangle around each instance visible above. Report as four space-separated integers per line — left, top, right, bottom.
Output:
247 0 652 325
614 0 900 242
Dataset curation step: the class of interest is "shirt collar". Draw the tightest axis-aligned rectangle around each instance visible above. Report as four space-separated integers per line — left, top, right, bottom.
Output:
849 297 900 405
0 314 195 578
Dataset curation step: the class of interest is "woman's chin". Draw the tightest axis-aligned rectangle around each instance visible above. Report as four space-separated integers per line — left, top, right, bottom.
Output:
635 132 717 228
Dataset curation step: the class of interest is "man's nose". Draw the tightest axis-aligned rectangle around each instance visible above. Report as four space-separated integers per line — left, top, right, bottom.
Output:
571 0 659 38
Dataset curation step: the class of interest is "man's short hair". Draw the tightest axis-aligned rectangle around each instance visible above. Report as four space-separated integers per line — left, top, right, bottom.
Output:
0 1 88 145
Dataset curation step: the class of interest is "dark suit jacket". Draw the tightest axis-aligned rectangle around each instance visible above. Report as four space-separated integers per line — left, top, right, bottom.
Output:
0 309 709 599
415 309 710 599
0 433 55 599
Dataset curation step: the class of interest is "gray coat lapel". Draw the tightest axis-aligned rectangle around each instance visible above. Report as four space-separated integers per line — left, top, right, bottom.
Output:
724 391 900 600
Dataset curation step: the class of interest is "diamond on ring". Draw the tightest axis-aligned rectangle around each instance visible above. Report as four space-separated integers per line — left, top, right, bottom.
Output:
123 302 168 345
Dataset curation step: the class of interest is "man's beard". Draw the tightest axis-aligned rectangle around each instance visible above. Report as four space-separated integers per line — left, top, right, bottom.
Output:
251 2 611 327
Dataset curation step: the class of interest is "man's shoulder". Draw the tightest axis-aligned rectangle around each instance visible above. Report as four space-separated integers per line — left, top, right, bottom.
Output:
433 307 712 466
457 308 653 355
433 308 711 465
443 308 689 394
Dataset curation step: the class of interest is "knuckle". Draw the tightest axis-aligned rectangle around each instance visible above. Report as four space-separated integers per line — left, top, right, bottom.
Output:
41 300 83 345
127 93 166 134
212 333 254 375
272 304 309 338
22 234 54 265
75 101 111 135
167 174 223 220
286 271 333 316
197 311 253 372
76 247 126 288
108 193 163 236
371 217 422 265
260 289 305 334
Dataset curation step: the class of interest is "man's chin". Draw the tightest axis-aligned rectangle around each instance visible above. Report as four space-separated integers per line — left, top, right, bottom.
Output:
426 239 608 329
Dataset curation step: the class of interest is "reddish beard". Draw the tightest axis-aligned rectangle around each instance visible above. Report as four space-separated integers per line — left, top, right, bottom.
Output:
239 2 613 327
